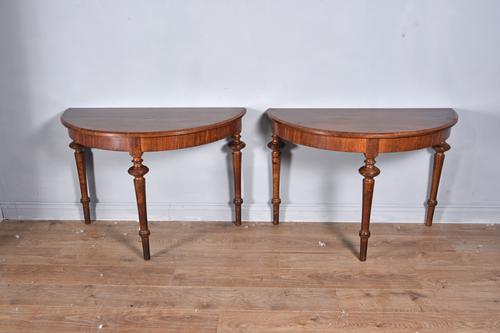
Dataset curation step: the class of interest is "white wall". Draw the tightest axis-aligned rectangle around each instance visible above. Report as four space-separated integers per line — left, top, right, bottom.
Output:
1 0 499 223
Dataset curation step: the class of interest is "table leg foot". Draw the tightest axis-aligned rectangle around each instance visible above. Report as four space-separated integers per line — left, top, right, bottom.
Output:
425 142 450 227
358 155 380 261
230 133 246 226
268 135 284 225
70 142 91 224
128 152 151 260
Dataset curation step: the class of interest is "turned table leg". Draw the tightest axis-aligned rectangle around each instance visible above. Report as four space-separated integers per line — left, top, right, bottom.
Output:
69 142 91 224
358 154 380 261
230 133 246 226
425 142 451 226
128 152 151 260
267 135 284 225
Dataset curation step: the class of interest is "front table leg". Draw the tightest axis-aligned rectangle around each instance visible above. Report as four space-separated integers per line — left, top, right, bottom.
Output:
128 152 151 260
69 141 91 224
229 133 246 226
267 135 284 225
425 142 451 226
358 154 380 261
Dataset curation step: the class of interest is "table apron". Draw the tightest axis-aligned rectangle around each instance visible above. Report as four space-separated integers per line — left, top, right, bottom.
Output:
68 120 242 152
378 128 451 153
274 124 451 154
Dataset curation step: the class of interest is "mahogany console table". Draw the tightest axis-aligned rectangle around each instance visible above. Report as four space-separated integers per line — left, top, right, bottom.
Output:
61 107 246 260
267 108 458 261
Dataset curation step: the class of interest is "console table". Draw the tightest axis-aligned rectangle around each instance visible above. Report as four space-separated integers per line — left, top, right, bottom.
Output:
267 108 458 261
61 107 246 260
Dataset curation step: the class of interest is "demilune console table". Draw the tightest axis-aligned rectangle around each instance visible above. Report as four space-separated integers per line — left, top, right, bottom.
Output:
267 108 458 261
61 107 246 260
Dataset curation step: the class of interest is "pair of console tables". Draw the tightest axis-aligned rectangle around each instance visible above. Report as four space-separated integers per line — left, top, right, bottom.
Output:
61 107 458 261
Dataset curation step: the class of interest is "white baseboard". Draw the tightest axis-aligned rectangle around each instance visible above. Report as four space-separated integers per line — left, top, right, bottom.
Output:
1 201 499 223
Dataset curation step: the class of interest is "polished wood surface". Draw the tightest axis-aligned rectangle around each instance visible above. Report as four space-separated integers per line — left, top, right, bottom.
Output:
62 108 246 260
128 152 151 260
358 155 380 261
425 142 451 227
61 107 245 152
267 135 284 225
268 108 457 153
69 142 91 225
1 220 499 332
267 108 457 138
229 134 246 226
62 107 245 137
267 108 457 261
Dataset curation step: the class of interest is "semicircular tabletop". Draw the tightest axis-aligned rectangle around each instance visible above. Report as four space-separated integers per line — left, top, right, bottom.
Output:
267 108 458 139
62 107 246 137
61 107 247 259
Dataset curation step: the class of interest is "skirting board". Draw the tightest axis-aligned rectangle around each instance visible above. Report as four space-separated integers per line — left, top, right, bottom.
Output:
1 202 500 223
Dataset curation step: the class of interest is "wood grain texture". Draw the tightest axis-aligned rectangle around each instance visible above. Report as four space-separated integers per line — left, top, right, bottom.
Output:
425 142 452 226
267 135 284 225
1 221 499 332
61 107 245 152
268 109 456 154
267 108 457 261
128 152 151 260
62 107 245 136
358 155 380 261
62 107 246 260
267 108 458 139
69 142 91 224
229 133 245 226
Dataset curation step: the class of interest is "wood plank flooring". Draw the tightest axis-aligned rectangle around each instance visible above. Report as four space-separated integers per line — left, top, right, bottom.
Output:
0 220 499 332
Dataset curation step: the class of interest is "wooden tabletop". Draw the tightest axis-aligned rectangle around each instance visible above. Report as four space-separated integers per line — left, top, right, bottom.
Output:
267 108 458 138
62 108 247 259
61 107 246 137
266 108 458 262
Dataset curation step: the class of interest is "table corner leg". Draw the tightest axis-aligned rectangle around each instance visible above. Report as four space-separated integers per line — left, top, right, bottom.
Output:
358 154 380 261
425 142 451 227
267 135 284 225
69 141 91 225
128 151 151 260
230 133 246 226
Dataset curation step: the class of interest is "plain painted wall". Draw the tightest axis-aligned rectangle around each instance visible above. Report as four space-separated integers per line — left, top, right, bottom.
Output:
1 0 499 222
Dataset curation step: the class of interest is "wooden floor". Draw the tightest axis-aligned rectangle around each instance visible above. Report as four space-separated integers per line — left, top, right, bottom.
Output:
0 220 499 332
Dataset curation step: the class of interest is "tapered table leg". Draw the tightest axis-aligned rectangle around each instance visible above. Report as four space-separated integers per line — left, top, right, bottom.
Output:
230 133 246 226
128 152 151 260
69 142 91 224
358 155 380 261
267 135 284 225
425 142 451 226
